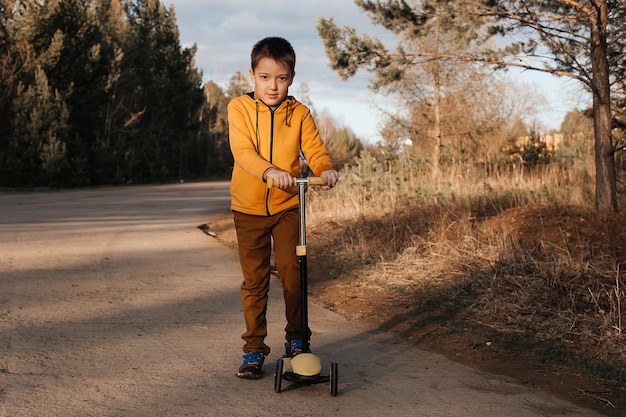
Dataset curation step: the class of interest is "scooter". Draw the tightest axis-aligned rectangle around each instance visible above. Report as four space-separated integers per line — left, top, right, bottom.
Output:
267 176 338 396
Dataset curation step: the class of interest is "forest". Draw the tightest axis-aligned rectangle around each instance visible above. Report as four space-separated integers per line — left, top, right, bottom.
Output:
0 0 363 189
0 0 219 187
1 0 625 212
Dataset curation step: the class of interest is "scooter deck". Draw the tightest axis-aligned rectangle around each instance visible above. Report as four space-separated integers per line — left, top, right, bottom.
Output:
283 371 330 385
275 356 338 395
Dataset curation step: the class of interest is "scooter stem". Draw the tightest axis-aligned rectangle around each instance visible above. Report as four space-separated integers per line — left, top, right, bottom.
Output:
297 179 310 353
267 177 325 353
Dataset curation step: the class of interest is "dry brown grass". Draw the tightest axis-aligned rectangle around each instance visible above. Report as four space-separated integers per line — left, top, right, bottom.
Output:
305 163 626 396
209 159 626 412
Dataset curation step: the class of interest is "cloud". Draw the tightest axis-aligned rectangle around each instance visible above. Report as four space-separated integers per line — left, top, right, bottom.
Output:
169 0 385 141
169 0 583 138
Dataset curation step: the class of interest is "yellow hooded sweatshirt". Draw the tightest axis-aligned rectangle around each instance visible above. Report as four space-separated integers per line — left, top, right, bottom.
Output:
228 93 334 216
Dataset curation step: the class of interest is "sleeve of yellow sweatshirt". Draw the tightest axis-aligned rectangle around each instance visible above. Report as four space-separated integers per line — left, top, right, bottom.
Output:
228 98 274 180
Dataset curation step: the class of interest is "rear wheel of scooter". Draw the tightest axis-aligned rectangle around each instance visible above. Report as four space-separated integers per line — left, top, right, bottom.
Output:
274 358 284 393
330 362 338 396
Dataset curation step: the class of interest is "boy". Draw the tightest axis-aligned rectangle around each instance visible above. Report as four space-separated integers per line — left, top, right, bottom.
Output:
228 36 339 379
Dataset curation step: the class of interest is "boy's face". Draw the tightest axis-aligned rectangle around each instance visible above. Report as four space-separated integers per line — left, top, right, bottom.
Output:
250 57 294 108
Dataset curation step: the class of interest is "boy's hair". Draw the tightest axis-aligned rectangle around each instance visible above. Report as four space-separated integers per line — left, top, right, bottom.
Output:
251 37 296 74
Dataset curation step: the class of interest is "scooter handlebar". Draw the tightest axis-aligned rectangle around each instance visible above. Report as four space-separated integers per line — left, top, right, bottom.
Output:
266 176 326 189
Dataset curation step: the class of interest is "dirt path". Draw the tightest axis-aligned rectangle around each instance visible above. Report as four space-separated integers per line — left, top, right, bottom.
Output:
0 182 605 416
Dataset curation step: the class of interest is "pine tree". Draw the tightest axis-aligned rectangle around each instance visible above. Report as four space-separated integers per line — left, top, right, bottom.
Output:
200 80 231 176
121 0 203 182
317 0 625 212
317 1 502 176
0 1 26 182
12 66 70 186
476 0 622 212
1 0 206 186
12 0 120 185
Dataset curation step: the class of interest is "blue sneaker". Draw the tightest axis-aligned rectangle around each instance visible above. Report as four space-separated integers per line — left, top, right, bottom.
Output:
237 352 264 379
288 339 308 356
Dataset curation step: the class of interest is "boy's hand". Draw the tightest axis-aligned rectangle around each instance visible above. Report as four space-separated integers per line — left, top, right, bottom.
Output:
320 170 339 190
264 168 294 189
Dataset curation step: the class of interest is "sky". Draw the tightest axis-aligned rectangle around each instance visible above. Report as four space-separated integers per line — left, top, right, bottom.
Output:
167 0 589 143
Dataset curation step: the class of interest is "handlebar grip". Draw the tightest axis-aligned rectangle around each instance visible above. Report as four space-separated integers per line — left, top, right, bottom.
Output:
266 176 325 189
306 177 325 186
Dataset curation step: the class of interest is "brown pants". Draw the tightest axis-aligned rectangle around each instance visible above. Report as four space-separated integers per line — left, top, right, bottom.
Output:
233 209 310 356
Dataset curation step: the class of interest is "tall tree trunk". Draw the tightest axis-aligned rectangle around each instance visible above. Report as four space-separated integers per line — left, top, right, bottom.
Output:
590 0 617 212
432 13 442 177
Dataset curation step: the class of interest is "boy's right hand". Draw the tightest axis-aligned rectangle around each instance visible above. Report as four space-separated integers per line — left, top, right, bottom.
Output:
264 168 293 189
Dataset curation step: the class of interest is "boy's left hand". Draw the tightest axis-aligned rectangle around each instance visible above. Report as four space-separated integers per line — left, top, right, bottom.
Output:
320 170 339 190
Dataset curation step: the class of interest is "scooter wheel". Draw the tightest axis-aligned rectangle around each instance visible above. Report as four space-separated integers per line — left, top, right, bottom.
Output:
330 362 338 396
274 358 284 393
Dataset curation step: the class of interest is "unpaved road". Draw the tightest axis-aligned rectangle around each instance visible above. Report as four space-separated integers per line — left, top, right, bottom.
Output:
0 182 605 417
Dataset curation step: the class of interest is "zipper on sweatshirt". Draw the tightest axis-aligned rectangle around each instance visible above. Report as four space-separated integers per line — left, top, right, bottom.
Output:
265 107 276 216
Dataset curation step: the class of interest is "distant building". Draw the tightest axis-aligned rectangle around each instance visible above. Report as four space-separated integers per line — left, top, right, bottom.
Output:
515 133 564 152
